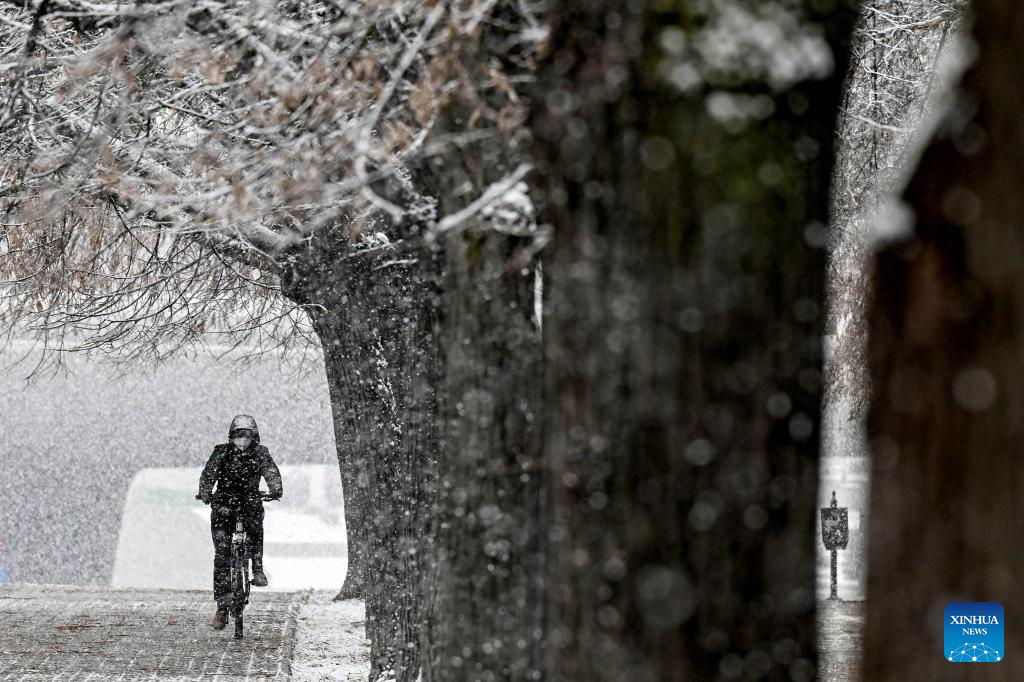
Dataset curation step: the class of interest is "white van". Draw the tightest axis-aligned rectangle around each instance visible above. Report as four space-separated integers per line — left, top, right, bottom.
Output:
112 465 347 591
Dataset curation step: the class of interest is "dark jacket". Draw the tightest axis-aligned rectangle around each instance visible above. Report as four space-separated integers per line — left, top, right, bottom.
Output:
199 443 283 502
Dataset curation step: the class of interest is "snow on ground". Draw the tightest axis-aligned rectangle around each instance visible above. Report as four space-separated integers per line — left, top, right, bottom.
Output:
0 584 371 680
290 592 370 681
0 584 302 680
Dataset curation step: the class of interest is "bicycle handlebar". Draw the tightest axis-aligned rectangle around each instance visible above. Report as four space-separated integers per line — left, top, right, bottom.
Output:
195 492 280 503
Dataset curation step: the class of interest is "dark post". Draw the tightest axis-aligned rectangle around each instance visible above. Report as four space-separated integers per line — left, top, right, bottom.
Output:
820 491 849 600
830 546 838 600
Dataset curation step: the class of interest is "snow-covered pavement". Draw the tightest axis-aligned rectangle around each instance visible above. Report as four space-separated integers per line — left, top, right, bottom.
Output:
289 593 369 681
0 585 369 680
0 584 863 680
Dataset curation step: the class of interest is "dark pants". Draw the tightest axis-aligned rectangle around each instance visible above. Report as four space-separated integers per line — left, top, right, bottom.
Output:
210 498 264 604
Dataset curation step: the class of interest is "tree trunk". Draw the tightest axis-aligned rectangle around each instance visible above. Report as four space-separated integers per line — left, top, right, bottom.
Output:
420 229 545 681
313 309 373 603
535 3 856 680
411 7 547 668
284 235 438 682
863 1 1024 679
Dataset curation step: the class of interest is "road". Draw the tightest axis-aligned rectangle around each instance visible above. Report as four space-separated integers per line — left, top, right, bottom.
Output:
0 585 309 680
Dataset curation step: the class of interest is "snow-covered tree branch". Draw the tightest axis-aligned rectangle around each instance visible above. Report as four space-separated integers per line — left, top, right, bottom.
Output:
0 0 544 368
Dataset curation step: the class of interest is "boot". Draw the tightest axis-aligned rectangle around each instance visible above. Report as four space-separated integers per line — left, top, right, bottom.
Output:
212 604 229 629
251 559 268 587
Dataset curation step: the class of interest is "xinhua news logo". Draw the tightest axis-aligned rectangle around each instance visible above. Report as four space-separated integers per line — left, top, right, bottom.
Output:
945 602 1003 662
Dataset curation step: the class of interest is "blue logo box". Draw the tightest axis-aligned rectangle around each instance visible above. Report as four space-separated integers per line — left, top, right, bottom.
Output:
945 602 1003 662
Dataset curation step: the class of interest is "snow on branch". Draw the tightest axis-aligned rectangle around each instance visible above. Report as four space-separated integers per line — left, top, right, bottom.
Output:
434 163 533 236
0 0 546 368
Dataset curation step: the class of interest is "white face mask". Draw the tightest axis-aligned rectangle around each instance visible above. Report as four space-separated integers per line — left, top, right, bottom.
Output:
233 436 252 451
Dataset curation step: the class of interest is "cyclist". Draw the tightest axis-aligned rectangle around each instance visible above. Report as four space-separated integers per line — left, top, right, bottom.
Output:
197 414 283 629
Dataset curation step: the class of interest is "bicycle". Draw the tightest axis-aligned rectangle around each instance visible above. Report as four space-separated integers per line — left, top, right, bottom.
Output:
196 489 279 639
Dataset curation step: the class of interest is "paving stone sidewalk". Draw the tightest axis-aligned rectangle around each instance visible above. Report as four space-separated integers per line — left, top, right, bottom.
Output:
0 584 308 681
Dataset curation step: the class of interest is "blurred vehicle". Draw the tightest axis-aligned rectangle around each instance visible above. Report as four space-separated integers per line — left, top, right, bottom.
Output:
112 465 347 591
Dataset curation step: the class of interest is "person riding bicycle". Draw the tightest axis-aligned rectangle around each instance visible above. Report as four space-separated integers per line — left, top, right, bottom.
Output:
197 414 283 629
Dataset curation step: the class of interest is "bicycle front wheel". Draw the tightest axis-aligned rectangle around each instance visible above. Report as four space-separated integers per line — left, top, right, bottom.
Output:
230 553 249 638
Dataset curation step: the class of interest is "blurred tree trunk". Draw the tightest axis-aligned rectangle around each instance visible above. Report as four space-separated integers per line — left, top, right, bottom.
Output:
284 234 438 682
534 2 856 680
420 228 545 681
863 1 1024 679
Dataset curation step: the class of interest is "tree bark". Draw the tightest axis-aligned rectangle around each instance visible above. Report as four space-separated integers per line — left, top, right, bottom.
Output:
284 234 438 682
420 229 545 681
535 3 856 680
413 8 547 673
863 1 1024 679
